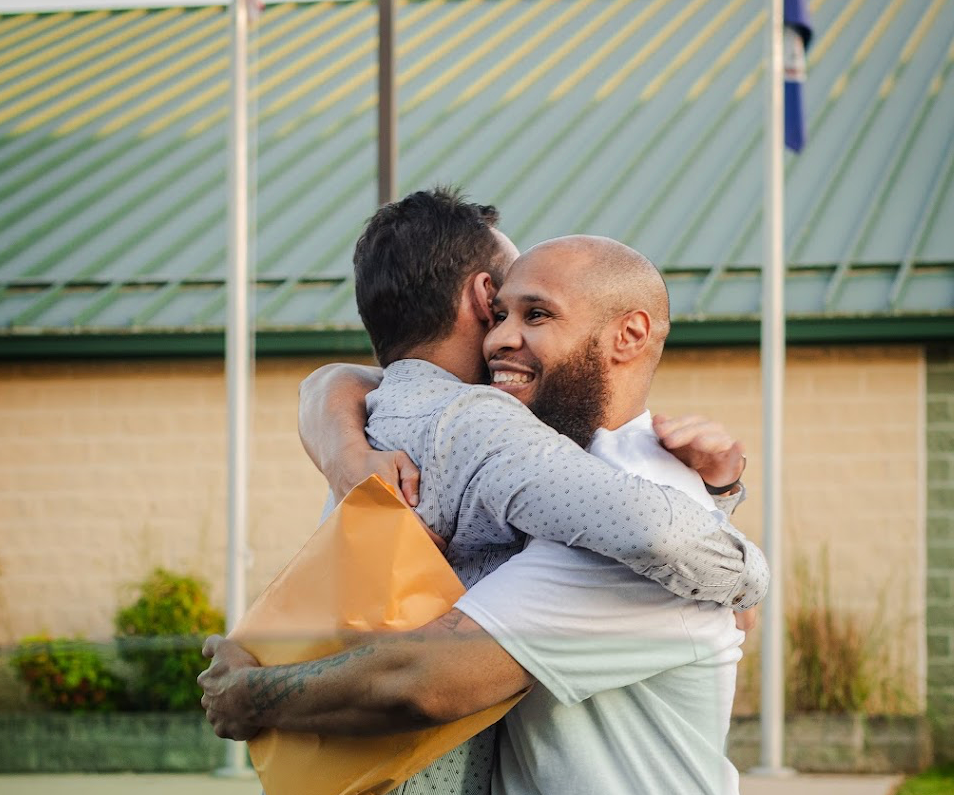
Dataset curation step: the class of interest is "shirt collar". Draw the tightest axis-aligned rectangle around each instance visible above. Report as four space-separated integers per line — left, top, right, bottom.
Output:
597 409 654 438
383 358 463 384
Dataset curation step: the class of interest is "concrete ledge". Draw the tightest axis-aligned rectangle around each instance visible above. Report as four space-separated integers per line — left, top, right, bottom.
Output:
0 713 226 773
729 714 933 774
0 712 933 774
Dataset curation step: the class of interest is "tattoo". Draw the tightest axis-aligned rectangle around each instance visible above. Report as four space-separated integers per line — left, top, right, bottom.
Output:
246 645 374 712
435 610 466 634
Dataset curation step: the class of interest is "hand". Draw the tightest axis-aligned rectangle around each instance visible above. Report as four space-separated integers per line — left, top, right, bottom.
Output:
197 635 262 741
331 447 421 508
735 608 757 634
331 448 447 553
653 414 745 491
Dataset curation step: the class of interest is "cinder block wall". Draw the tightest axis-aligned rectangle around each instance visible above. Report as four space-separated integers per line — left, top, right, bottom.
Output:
0 357 355 643
927 344 954 761
653 345 925 714
0 345 926 714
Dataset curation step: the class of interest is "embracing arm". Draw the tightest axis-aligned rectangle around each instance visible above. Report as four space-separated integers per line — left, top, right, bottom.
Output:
299 364 420 506
198 611 532 740
435 390 769 610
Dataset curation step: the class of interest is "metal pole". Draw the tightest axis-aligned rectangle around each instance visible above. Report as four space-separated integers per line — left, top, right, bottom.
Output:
377 0 397 205
218 0 252 778
751 0 793 779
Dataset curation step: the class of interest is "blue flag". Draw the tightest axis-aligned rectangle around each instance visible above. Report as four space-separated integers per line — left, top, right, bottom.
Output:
784 0 813 152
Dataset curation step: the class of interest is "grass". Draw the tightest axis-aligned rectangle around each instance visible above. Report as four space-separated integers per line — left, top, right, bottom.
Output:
894 765 954 795
786 550 911 714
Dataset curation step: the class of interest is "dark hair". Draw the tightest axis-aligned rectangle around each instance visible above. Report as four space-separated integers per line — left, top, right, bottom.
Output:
354 186 505 366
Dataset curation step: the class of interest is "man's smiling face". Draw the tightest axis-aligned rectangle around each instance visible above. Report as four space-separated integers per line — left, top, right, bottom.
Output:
482 242 612 447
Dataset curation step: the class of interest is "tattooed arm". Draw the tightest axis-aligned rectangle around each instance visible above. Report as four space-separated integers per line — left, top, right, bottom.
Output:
197 610 532 740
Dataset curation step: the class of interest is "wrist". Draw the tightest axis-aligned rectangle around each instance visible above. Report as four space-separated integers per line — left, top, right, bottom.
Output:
702 455 746 495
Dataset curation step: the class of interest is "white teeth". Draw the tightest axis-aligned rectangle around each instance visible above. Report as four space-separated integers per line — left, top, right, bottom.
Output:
493 371 532 384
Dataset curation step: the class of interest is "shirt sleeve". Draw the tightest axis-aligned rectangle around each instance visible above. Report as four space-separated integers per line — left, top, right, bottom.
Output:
455 540 734 705
712 484 746 516
431 387 769 610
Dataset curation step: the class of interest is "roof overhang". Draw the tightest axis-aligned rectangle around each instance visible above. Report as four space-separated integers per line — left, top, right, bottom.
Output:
2 315 951 360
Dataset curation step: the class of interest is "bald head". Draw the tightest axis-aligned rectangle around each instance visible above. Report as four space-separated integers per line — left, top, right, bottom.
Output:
520 235 670 354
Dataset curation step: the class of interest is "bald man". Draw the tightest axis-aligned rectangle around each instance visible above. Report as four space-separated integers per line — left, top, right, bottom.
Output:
470 236 747 793
200 197 760 795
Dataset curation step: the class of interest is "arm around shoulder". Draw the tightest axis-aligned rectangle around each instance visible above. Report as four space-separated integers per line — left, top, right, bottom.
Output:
198 610 532 738
436 389 769 610
299 363 422 505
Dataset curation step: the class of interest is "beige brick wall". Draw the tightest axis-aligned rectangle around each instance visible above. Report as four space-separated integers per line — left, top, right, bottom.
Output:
0 357 362 645
0 345 925 711
652 345 925 712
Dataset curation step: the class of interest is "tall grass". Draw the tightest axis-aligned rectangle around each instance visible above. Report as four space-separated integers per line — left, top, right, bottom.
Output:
785 550 910 714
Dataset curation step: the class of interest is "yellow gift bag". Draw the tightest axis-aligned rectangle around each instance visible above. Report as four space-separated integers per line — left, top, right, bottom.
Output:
230 475 522 795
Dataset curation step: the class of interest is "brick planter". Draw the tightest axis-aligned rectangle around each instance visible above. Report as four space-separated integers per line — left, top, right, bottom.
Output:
728 713 933 773
0 712 227 773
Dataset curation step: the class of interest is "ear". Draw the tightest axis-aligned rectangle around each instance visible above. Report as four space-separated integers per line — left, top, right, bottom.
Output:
610 310 651 364
469 272 497 326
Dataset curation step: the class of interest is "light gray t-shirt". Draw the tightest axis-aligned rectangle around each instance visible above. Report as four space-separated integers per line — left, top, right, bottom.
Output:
455 411 745 795
362 360 766 795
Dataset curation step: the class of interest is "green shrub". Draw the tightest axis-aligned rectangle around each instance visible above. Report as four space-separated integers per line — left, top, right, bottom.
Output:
10 636 128 712
115 569 224 711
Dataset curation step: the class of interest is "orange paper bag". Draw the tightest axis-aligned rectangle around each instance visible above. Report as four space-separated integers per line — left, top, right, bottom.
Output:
230 475 522 795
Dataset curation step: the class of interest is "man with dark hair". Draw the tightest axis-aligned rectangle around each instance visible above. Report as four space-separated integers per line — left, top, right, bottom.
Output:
200 191 763 795
354 188 510 367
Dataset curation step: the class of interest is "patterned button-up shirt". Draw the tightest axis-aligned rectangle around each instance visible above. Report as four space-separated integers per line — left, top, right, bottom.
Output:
366 359 769 795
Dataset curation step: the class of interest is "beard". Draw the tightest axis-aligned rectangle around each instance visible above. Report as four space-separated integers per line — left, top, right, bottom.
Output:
528 334 611 449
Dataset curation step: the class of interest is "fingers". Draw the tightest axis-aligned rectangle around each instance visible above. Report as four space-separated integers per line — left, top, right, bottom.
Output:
425 527 448 553
395 451 421 508
202 634 223 659
653 414 707 438
664 427 735 453
656 415 734 453
735 609 757 634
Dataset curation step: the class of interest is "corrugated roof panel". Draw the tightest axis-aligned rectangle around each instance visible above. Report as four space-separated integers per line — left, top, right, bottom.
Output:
897 268 954 314
786 271 833 314
795 0 949 268
266 281 350 326
136 284 223 329
658 271 707 317
830 270 895 314
0 289 38 327
86 286 167 328
707 272 762 315
919 126 954 261
857 29 954 263
0 0 951 343
24 286 104 328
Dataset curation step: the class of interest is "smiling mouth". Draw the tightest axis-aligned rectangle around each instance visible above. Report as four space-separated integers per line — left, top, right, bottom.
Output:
492 370 535 385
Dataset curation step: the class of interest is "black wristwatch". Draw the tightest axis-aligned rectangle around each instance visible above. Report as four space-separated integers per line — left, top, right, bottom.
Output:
704 455 746 495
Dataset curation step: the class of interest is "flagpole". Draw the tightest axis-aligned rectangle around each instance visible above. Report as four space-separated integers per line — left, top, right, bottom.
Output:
218 0 252 778
378 0 397 205
752 0 793 778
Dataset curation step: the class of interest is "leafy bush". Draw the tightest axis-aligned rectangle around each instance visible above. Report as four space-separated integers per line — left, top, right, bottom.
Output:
11 636 128 712
115 569 224 711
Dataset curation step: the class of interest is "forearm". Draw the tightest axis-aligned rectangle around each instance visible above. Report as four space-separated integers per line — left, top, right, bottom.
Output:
503 467 767 608
447 398 768 608
241 612 528 736
246 644 435 736
298 363 382 474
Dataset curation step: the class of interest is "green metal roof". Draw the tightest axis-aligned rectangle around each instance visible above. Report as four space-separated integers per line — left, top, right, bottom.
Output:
0 0 952 356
